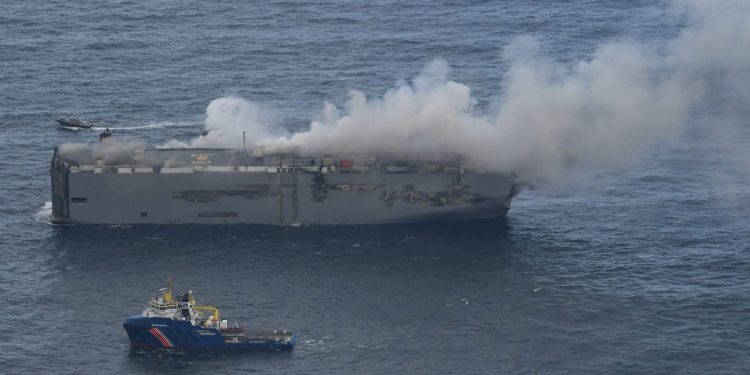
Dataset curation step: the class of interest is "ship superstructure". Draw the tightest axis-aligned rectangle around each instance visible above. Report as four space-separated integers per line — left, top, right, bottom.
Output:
51 145 518 225
123 276 295 351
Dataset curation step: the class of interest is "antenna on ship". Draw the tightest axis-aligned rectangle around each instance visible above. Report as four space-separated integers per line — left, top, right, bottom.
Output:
243 131 247 167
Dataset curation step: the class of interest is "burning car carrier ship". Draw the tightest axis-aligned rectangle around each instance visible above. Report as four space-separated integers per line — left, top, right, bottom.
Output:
50 144 518 225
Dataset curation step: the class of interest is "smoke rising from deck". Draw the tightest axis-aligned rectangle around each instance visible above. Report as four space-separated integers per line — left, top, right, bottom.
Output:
58 140 146 165
165 97 286 149
175 0 749 184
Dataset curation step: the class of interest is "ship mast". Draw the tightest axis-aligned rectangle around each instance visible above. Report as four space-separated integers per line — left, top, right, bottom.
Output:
163 274 174 304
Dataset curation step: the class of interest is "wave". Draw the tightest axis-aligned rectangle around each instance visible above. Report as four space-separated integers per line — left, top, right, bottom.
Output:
84 40 149 50
57 126 86 131
34 201 53 224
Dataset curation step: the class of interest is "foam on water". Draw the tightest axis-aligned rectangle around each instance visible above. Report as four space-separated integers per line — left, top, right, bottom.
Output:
34 201 53 224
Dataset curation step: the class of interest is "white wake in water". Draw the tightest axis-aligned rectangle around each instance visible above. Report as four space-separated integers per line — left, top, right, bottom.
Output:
34 201 53 224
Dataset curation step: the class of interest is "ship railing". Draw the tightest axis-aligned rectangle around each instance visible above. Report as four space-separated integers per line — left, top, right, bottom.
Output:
149 300 178 310
220 327 245 336
246 329 293 340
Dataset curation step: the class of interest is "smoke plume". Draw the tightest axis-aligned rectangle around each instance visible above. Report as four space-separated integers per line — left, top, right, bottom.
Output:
58 140 146 165
177 0 750 184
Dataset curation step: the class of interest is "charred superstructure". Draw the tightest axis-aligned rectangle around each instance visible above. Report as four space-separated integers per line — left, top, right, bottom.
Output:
51 146 518 225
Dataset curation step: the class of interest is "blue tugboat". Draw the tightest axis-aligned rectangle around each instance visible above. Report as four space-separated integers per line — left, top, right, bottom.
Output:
123 276 295 351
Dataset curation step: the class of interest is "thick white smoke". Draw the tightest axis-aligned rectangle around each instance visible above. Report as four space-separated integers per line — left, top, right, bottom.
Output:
176 0 750 184
59 140 146 164
163 97 283 149
671 0 750 113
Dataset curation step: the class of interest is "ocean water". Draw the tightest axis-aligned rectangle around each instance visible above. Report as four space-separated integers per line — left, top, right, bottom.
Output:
1 0 749 374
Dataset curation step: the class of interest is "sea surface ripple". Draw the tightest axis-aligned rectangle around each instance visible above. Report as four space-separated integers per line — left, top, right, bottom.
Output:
1 1 748 374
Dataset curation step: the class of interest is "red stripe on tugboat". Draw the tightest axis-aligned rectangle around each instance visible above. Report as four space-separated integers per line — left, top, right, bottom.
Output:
148 327 174 348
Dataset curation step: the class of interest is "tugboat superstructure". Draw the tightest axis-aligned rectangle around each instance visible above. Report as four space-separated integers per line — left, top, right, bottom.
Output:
123 276 295 351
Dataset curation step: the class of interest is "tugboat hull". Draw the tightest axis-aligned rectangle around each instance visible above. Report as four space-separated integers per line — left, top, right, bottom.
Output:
123 316 295 351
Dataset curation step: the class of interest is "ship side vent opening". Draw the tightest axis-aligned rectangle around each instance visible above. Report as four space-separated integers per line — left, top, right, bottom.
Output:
198 212 238 218
71 197 87 204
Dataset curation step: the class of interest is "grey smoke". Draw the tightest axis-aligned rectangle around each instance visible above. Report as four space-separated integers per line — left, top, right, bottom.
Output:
173 0 748 184
164 97 285 149
59 140 146 165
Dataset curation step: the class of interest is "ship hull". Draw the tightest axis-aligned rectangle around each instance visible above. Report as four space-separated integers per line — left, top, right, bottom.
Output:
51 148 518 225
123 316 295 351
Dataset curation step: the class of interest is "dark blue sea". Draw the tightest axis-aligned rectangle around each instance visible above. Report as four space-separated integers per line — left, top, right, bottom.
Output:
1 0 749 374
